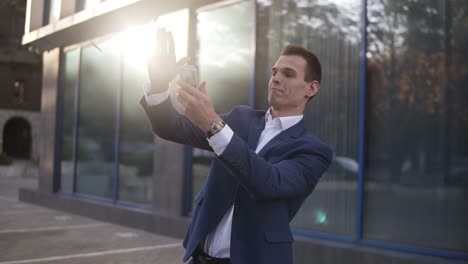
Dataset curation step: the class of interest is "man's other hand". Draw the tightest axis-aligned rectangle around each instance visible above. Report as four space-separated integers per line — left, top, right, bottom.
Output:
176 80 222 133
147 29 189 94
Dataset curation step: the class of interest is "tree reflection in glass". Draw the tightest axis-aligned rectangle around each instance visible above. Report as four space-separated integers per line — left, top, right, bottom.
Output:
365 0 468 252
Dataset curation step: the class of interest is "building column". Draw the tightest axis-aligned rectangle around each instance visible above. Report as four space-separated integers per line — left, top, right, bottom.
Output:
38 48 60 193
152 136 186 217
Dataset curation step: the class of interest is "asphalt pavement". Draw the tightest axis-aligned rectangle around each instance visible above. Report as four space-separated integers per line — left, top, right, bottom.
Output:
0 166 185 264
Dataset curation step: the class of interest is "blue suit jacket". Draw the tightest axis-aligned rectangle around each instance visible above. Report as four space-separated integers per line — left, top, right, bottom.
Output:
141 97 332 264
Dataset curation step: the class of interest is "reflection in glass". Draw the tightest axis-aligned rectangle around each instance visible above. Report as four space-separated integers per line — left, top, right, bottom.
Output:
43 0 60 25
60 13 189 202
60 49 79 193
256 0 361 236
76 0 100 11
365 0 468 252
118 46 153 204
197 0 253 113
75 40 119 199
191 1 254 209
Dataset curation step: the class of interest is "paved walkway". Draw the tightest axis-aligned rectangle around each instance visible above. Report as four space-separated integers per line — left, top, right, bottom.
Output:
0 164 185 264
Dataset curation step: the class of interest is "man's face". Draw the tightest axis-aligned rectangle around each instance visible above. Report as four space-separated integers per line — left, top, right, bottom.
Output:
268 55 311 112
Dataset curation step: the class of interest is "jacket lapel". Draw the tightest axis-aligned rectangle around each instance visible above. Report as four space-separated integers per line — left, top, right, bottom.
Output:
247 114 266 150
257 118 306 157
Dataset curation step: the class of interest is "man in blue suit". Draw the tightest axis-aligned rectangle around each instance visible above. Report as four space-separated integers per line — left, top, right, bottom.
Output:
140 29 332 264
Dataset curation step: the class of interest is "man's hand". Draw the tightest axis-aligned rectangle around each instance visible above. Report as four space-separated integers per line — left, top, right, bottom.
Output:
147 29 189 94
176 80 222 133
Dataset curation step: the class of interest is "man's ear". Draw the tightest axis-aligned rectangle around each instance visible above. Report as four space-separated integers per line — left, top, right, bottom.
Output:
305 80 320 99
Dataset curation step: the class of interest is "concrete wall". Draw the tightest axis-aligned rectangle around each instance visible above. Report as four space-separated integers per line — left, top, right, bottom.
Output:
0 63 42 111
0 0 42 112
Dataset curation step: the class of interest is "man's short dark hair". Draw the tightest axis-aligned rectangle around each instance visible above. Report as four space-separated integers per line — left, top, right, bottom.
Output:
281 45 322 84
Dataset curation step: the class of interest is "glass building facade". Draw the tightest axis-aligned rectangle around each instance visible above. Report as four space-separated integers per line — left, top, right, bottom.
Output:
59 39 155 203
53 0 467 260
57 9 190 204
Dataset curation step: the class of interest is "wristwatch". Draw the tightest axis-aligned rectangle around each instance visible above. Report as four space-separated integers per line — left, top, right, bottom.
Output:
206 120 226 138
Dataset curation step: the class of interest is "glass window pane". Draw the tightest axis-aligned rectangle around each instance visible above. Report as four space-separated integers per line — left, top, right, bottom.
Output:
365 0 468 252
256 0 362 236
43 0 60 25
60 49 79 193
190 0 254 210
75 40 119 199
197 0 254 113
119 42 153 204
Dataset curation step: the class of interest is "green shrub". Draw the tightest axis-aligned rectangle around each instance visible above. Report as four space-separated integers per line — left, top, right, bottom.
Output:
0 152 13 166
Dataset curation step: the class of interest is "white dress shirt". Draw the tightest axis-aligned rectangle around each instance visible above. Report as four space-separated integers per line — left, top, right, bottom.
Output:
143 82 303 258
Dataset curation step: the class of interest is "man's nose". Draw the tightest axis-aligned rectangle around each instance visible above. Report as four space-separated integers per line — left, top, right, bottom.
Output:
271 74 281 83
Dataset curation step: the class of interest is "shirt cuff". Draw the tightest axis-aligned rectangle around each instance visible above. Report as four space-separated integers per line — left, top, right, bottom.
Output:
143 83 170 106
208 124 234 156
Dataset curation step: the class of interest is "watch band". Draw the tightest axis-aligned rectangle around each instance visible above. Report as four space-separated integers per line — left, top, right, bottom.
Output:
206 120 226 138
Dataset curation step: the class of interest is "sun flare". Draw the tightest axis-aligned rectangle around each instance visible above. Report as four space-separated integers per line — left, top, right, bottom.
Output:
114 9 189 69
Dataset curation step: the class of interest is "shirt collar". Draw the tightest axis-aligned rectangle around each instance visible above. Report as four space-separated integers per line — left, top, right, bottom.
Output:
265 108 303 131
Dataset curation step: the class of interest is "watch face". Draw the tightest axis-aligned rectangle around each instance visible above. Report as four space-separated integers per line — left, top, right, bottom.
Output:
214 123 223 130
210 120 225 135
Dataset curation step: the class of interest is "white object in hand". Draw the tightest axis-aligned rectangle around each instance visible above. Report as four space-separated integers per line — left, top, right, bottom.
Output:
169 74 185 114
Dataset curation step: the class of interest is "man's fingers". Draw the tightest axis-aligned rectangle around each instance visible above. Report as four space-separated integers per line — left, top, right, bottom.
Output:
167 31 175 61
156 28 167 54
177 80 199 96
176 56 191 68
199 81 207 95
166 31 175 58
177 88 198 115
177 86 193 105
176 93 188 113
176 90 187 108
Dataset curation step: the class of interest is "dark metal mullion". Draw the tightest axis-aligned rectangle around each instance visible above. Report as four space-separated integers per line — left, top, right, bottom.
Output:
355 0 368 241
53 49 65 192
249 0 257 109
72 48 82 194
183 7 198 216
113 49 123 203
